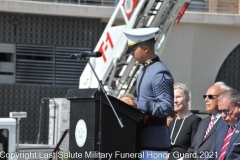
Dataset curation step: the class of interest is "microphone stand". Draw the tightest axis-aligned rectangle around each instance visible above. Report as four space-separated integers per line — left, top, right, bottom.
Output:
72 56 124 159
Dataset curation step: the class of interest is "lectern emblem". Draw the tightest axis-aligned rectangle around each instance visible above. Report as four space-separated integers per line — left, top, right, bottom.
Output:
75 119 87 147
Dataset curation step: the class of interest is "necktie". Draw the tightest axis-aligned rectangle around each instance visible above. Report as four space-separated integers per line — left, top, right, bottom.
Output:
203 118 216 139
218 126 234 160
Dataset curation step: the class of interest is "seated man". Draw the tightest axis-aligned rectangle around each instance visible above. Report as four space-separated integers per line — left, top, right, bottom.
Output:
185 82 231 160
209 89 240 160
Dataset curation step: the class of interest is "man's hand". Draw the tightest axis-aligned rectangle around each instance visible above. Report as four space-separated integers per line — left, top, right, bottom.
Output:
120 97 136 107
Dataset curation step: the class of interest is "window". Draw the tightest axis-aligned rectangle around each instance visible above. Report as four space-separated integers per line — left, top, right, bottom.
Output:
0 129 9 160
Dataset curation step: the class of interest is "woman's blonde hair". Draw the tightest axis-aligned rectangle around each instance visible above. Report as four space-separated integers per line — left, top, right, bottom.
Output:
174 82 190 101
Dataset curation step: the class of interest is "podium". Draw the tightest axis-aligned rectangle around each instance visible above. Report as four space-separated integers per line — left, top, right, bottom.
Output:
66 89 144 160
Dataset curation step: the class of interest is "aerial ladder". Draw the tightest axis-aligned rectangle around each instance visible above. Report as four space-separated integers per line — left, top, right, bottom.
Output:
79 0 191 97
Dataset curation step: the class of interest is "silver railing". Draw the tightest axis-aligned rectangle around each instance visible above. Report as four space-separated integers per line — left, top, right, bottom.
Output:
15 0 240 14
20 0 119 6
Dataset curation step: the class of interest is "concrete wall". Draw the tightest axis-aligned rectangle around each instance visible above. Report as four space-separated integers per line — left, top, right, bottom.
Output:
161 18 240 110
0 0 120 19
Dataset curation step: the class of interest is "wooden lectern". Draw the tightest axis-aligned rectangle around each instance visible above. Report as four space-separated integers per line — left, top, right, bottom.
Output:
66 89 144 160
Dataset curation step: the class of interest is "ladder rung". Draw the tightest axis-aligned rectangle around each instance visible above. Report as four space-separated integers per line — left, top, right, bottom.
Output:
148 13 156 16
150 9 158 11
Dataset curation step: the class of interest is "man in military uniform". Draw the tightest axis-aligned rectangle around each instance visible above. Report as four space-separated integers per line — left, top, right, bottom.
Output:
123 28 174 160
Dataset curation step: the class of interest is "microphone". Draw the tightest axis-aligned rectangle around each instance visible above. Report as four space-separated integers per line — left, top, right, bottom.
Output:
70 51 102 59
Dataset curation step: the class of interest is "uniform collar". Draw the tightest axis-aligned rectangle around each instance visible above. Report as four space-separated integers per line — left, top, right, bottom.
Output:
142 56 159 66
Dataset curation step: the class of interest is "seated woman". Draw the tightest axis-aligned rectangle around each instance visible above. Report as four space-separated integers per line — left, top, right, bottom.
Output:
168 83 202 160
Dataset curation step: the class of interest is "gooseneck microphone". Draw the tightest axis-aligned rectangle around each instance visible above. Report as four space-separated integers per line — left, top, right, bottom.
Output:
70 51 102 59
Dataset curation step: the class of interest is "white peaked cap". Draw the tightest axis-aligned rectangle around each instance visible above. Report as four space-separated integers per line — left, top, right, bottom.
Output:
123 27 159 46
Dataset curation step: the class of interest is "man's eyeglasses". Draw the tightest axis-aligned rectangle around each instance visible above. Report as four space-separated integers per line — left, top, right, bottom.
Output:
219 109 230 115
219 102 239 115
203 95 219 100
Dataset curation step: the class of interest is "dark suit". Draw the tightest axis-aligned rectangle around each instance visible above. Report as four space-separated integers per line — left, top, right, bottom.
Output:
185 116 222 160
209 120 240 160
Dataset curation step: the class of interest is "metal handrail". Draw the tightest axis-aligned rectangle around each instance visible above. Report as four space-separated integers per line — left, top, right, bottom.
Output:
15 0 240 15
19 0 119 6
